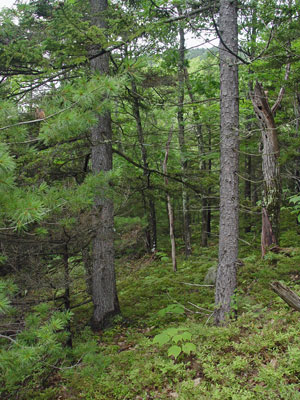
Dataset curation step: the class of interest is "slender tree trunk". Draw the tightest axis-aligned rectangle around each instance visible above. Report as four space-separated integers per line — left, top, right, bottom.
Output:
90 0 120 330
82 245 92 296
131 78 157 252
244 129 252 233
184 67 209 247
207 130 212 238
163 129 177 272
63 244 72 347
214 0 239 325
177 18 191 257
294 90 300 192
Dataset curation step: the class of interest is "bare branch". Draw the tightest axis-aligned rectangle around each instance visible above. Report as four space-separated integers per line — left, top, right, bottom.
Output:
271 63 291 115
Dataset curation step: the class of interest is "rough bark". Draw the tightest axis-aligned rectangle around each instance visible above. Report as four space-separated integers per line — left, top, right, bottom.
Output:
214 0 239 325
90 0 120 330
261 207 277 258
163 129 177 272
270 281 300 312
249 82 281 245
177 16 191 258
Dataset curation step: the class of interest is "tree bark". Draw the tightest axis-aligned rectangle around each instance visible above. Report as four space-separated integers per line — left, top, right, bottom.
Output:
90 0 120 330
177 14 191 258
294 90 300 192
249 82 281 245
63 244 72 347
270 281 300 312
163 129 177 272
214 0 239 325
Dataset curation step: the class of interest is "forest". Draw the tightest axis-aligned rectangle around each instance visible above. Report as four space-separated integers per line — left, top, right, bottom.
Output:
0 0 300 398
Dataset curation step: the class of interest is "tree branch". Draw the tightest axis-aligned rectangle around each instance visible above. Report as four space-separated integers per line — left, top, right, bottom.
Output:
271 63 291 115
112 147 200 193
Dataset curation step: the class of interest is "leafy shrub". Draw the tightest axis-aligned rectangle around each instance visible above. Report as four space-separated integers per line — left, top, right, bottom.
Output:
153 327 196 359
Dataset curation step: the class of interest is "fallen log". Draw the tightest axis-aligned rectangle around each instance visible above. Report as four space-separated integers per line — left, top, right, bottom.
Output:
270 281 300 311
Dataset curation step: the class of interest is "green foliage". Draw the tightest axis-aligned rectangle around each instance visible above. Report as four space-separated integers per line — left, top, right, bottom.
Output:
0 279 17 315
153 326 196 359
0 303 72 398
157 303 185 316
289 194 300 222
0 0 300 398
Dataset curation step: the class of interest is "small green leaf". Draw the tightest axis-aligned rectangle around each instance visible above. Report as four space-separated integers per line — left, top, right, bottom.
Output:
172 334 181 344
182 342 196 355
158 304 185 316
153 333 170 346
180 331 192 341
168 345 182 359
165 327 179 336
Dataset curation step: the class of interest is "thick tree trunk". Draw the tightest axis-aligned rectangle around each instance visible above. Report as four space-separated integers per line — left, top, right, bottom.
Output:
249 82 281 245
177 17 191 258
90 0 120 330
214 0 239 325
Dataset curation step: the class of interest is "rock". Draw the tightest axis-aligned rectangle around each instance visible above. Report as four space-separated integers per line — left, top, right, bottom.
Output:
203 266 217 285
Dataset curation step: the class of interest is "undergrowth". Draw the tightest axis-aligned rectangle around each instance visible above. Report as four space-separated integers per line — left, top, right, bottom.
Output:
2 243 300 399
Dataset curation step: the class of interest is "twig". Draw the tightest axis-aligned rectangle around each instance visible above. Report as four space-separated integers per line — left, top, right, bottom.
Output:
0 334 19 345
166 293 211 316
205 312 214 325
187 301 213 313
180 281 214 287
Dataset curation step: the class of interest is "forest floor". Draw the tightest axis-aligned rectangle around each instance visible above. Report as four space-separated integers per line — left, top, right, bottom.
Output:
3 227 300 399
49 237 300 400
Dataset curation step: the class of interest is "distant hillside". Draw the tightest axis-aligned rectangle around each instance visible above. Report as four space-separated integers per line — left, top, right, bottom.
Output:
186 47 217 60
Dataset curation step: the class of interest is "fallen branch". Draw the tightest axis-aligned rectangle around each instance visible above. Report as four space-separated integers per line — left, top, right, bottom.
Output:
270 281 300 311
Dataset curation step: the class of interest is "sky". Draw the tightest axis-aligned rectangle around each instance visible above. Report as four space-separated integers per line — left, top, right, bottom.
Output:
0 0 16 9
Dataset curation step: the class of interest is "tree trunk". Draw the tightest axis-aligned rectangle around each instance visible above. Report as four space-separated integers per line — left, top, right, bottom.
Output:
163 129 177 272
184 67 209 247
82 245 92 297
131 78 157 252
294 90 300 192
63 244 72 347
244 129 253 234
249 82 281 245
214 0 239 325
177 15 191 258
90 0 120 330
270 281 300 312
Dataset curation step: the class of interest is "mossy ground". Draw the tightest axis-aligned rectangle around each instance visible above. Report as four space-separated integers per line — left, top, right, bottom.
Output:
37 235 300 400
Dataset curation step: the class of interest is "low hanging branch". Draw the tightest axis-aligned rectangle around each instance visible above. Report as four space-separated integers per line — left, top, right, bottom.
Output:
270 281 300 312
112 147 200 193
